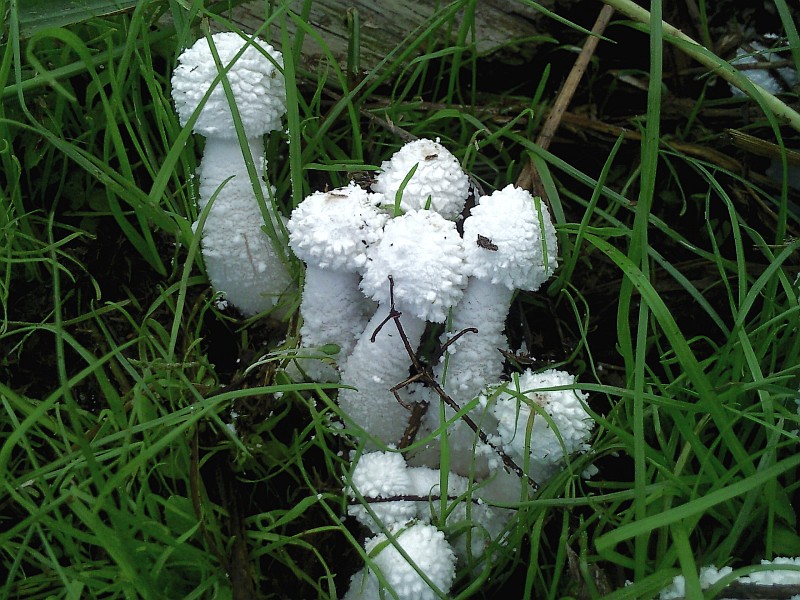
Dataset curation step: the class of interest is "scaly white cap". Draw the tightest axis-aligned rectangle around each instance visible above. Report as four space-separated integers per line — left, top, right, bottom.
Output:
346 451 417 531
346 523 456 600
463 184 558 291
373 138 470 220
360 209 465 323
487 368 593 478
288 183 388 272
172 32 286 138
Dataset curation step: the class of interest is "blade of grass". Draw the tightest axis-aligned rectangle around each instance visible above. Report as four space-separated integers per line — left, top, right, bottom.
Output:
600 0 800 133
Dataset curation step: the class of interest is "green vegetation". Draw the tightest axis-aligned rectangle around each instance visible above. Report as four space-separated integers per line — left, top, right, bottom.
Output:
1 0 799 598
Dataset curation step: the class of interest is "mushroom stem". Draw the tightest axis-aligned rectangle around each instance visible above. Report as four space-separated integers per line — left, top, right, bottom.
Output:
411 278 512 475
295 266 376 380
439 277 512 400
196 137 292 316
198 136 266 195
338 306 428 445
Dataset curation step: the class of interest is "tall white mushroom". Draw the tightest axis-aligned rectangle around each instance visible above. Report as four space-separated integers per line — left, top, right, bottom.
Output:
338 209 465 445
172 32 292 315
287 183 388 380
413 184 559 475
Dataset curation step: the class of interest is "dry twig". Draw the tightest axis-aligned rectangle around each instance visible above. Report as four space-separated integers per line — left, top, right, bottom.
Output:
374 276 539 492
516 4 616 196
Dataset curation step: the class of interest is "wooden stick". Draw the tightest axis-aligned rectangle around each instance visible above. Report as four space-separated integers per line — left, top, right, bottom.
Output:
517 4 616 196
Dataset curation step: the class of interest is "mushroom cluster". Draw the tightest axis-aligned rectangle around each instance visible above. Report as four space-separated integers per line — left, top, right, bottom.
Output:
287 138 472 445
282 138 596 598
171 55 594 596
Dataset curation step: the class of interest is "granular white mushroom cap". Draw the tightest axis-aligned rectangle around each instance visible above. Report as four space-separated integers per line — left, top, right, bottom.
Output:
348 451 411 498
364 523 456 600
288 183 388 272
172 32 286 137
739 557 800 585
372 138 470 220
346 451 417 530
463 184 558 291
659 557 800 600
488 368 593 467
360 209 465 323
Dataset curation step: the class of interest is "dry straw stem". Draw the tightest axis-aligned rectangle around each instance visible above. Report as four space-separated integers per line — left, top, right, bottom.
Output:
600 0 800 133
517 4 616 194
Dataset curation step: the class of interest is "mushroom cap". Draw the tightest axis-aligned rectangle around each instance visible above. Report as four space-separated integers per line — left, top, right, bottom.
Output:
462 184 558 291
372 138 470 220
363 523 456 600
172 32 286 138
740 557 800 585
347 451 417 531
730 41 798 97
488 369 593 468
360 209 465 323
407 466 512 563
287 183 388 272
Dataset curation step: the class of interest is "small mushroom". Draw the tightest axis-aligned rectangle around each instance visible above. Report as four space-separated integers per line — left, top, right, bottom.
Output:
343 522 457 600
372 138 470 220
347 451 513 565
485 368 594 483
287 183 388 380
338 209 466 445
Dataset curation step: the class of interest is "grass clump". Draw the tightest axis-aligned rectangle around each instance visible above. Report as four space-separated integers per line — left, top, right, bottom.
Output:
1 0 799 598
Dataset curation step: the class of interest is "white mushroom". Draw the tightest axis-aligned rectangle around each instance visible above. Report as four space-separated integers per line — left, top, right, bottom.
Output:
338 209 465 445
414 184 558 475
172 32 291 315
372 138 470 220
346 451 512 563
344 523 457 600
454 184 558 394
346 451 417 532
287 183 388 380
485 368 594 483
